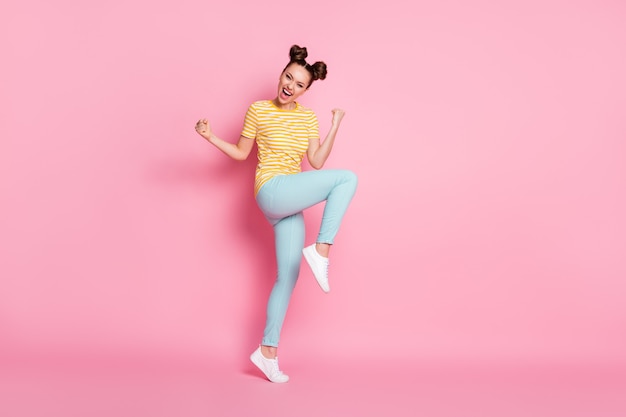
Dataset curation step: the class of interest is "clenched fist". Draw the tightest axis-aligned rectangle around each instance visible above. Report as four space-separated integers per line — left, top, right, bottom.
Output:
195 118 212 139
331 108 345 127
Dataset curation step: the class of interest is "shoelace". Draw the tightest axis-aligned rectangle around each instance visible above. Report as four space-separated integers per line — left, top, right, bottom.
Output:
321 260 329 280
271 358 285 376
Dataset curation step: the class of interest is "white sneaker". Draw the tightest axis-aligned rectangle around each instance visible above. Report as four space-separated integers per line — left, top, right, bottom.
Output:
302 244 330 293
250 346 289 383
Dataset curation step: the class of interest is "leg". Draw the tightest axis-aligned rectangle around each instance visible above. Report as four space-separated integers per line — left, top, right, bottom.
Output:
257 170 358 294
261 212 305 348
251 213 303 383
256 169 358 246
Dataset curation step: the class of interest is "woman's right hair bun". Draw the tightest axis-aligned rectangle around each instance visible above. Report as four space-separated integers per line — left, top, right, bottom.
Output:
289 45 308 62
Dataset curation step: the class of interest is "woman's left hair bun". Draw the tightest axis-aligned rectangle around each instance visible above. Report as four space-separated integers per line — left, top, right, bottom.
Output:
289 45 308 62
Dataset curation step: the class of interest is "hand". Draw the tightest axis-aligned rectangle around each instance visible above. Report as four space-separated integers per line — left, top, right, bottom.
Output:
331 108 345 127
195 118 212 139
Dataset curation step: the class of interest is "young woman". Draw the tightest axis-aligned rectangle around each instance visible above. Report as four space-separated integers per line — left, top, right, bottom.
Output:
194 45 357 383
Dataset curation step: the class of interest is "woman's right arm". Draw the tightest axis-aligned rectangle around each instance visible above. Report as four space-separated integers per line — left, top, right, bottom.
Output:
195 118 254 161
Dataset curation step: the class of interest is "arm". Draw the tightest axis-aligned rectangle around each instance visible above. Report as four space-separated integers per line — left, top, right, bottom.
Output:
195 118 254 161
307 109 345 170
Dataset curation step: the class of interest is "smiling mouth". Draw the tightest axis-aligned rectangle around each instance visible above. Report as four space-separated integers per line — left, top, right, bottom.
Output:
282 88 293 97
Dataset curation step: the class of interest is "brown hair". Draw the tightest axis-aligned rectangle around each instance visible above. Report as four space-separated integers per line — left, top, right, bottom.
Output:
283 44 327 88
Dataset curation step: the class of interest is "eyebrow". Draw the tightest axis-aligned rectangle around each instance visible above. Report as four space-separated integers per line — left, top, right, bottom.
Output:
286 71 307 85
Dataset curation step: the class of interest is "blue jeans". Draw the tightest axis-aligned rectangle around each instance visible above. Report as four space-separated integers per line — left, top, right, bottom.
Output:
255 169 358 347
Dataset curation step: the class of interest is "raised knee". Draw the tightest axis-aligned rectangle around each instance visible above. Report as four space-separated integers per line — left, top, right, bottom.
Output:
344 170 358 188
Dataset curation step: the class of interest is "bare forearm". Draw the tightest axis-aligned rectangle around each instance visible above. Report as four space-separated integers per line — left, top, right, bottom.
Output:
205 134 243 160
309 124 339 169
195 118 253 161
199 131 254 161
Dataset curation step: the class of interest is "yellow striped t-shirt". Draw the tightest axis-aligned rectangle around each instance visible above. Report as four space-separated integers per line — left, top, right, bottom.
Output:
241 100 319 196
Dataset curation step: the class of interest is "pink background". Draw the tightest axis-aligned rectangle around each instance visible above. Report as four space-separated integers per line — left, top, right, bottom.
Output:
2 0 626 416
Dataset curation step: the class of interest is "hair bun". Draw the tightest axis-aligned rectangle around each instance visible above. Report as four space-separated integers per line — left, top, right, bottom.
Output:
289 45 308 62
309 61 328 81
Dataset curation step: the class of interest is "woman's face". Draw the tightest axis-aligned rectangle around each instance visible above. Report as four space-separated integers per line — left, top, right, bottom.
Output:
275 63 312 109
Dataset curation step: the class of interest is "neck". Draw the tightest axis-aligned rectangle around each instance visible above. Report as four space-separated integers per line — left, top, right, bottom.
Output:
273 98 296 110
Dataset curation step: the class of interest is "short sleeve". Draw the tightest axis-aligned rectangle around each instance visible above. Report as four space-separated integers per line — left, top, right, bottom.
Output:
241 104 258 139
307 111 319 139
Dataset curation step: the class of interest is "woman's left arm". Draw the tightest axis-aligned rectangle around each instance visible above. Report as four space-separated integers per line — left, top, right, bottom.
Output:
307 109 345 169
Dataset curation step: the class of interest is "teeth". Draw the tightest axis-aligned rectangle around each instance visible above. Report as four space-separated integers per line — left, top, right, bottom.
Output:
283 88 292 96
